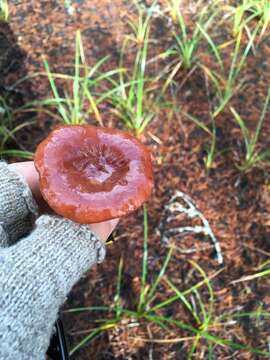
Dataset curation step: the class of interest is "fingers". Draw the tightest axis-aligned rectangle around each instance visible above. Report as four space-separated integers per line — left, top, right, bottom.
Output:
8 161 50 212
8 162 120 242
89 218 119 242
9 161 39 197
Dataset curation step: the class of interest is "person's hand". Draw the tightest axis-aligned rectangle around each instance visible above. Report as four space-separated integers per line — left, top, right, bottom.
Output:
9 161 119 242
0 161 118 359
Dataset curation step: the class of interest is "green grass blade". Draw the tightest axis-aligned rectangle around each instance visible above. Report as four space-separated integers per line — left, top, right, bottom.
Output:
87 55 110 79
255 149 270 162
230 107 250 155
65 306 111 313
189 260 214 325
69 327 104 356
149 269 223 313
0 0 8 22
1 121 35 148
146 315 270 357
0 150 34 159
197 23 224 71
144 247 173 308
43 59 70 124
73 30 82 124
182 111 212 135
166 278 201 325
188 334 201 359
138 204 148 313
251 85 270 152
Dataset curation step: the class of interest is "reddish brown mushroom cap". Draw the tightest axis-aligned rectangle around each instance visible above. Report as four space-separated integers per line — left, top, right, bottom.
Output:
34 125 154 223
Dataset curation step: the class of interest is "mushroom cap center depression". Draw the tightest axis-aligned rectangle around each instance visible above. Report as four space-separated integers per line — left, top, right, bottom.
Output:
62 144 129 193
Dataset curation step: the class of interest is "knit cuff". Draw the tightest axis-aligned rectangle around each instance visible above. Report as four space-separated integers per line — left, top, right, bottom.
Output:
0 215 106 359
0 162 38 245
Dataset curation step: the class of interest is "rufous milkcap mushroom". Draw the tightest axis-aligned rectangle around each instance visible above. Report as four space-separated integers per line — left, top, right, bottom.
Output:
34 125 154 224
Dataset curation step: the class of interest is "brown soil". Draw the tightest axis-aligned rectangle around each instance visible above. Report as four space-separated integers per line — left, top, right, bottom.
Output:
2 1 270 359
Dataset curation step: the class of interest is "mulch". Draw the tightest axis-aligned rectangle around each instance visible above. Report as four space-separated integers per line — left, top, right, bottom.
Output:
1 0 270 359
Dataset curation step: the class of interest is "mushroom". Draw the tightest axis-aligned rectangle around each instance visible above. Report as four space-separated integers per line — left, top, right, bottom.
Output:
34 125 153 224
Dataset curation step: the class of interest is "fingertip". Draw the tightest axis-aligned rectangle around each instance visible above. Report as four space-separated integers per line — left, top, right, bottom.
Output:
89 218 119 242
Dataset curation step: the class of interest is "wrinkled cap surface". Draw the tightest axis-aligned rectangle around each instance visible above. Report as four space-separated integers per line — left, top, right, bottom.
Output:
34 125 154 223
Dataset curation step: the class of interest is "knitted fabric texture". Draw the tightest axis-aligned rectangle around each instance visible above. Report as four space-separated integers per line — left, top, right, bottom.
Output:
0 162 38 246
0 164 106 359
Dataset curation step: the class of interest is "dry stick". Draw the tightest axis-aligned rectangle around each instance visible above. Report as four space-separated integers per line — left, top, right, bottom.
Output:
230 268 270 284
160 191 223 264
241 242 270 257
129 336 195 344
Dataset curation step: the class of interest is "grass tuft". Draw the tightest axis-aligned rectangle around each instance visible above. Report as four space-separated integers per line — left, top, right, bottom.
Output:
35 31 122 126
201 26 259 118
0 96 34 159
66 207 270 358
229 0 270 40
165 0 220 70
230 85 270 171
107 2 158 136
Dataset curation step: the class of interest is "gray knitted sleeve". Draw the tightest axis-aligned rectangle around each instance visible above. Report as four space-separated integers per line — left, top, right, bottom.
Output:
0 162 38 246
0 162 106 360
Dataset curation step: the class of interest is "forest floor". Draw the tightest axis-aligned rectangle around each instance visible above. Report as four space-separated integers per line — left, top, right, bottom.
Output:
1 0 270 359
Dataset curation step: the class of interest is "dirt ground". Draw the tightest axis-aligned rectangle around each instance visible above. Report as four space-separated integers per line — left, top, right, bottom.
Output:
1 0 270 359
